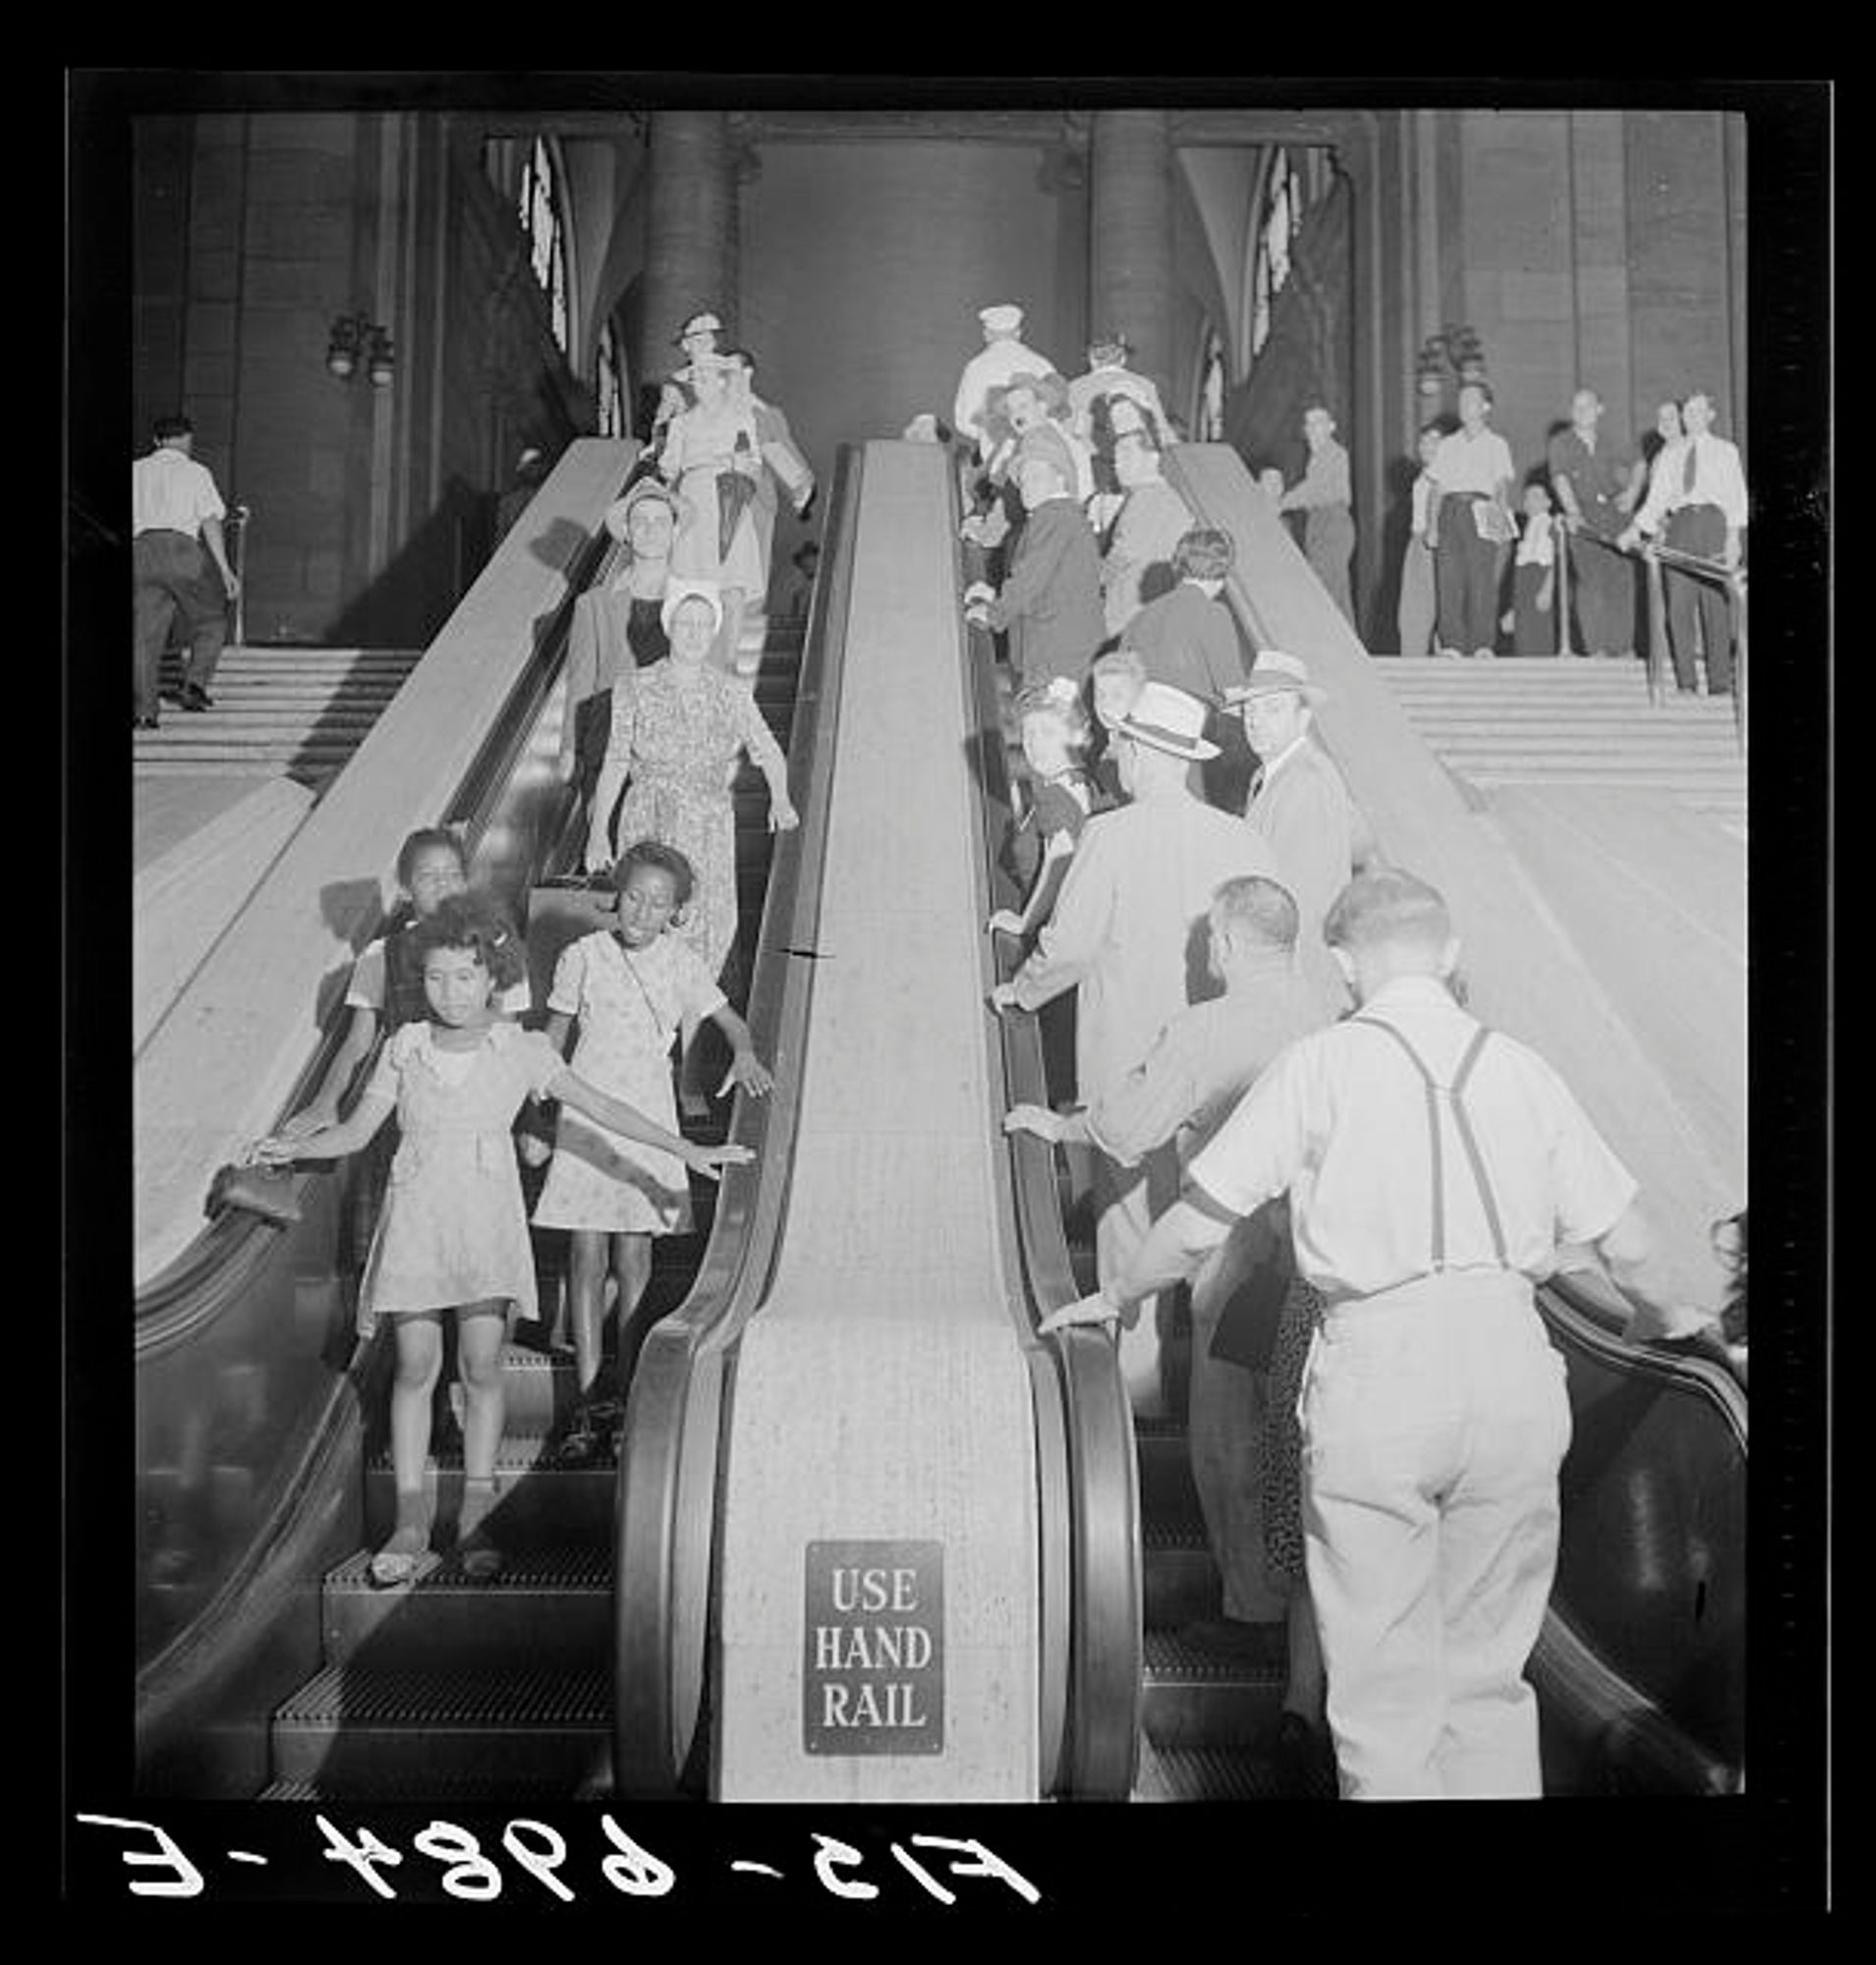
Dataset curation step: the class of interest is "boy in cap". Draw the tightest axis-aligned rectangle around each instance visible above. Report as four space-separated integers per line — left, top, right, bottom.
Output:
953 303 1054 464
963 424 1105 693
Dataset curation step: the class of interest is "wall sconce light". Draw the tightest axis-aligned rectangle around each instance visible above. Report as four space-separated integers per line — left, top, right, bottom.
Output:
327 311 395 388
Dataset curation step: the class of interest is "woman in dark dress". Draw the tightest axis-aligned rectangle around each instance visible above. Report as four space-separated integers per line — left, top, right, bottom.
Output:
560 479 693 831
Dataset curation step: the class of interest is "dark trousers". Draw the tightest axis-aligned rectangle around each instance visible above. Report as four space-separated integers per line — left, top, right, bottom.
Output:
1566 531 1637 656
135 531 227 715
1512 563 1556 656
1662 504 1734 693
1435 495 1506 656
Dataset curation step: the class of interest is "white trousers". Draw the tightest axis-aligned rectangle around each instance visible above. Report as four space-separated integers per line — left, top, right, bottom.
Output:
1301 1270 1571 1800
1093 1146 1179 1418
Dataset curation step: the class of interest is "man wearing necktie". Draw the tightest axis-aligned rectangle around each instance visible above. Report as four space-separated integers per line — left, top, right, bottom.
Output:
1620 389 1747 695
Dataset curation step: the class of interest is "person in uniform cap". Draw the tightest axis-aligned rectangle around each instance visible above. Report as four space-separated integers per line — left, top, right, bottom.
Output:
672 309 724 381
953 303 1054 465
1045 867 1685 1799
1227 650 1370 1013
990 681 1280 1413
962 423 1105 694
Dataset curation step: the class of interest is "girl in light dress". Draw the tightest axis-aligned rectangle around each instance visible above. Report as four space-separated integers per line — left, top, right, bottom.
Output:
988 680 1108 947
253 892 752 1587
533 839 774 1461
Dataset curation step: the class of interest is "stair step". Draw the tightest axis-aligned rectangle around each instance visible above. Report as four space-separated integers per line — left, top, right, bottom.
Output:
322 1544 610 1668
269 1662 609 1788
1134 1738 1325 1802
1139 1629 1285 1748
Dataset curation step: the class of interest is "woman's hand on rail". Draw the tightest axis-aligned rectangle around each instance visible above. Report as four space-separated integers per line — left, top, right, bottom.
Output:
986 909 1026 938
1003 1103 1065 1146
768 798 799 833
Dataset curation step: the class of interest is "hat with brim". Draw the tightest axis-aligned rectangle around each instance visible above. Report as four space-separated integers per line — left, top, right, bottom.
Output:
1225 650 1328 707
604 477 694 545
1113 681 1219 760
979 304 1023 333
660 578 724 642
674 310 723 345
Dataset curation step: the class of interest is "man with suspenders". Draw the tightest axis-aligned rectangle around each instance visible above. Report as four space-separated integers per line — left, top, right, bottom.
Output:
1045 869 1680 1798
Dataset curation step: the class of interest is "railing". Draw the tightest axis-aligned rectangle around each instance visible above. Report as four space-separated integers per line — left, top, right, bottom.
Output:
1555 522 1746 752
225 502 251 646
955 452 1142 1800
611 444 863 1797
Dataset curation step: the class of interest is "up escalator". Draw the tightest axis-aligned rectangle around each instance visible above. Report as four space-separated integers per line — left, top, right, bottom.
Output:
134 445 815 1800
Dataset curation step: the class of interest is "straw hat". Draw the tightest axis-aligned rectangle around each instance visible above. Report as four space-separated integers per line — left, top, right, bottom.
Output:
659 578 724 641
603 477 693 545
1224 650 1328 706
1113 681 1220 760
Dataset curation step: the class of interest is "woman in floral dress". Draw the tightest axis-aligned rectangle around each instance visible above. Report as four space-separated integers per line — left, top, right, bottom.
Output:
581 582 798 982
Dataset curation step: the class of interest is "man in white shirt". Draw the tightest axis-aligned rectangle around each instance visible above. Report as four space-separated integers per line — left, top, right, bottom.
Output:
1426 383 1516 659
952 304 1054 464
1619 388 1747 695
133 414 240 727
1044 868 1687 1799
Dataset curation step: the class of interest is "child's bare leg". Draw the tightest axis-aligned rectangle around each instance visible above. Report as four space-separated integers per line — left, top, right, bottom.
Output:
603 1231 654 1400
455 1303 509 1579
566 1230 610 1401
374 1314 442 1584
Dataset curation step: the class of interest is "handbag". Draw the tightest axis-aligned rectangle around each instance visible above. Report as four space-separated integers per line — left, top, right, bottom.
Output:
205 1160 304 1228
1206 1195 1295 1373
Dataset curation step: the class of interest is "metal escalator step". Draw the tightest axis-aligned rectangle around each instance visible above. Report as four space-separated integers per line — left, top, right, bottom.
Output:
257 1770 584 1804
1134 1739 1308 1802
270 1662 610 1788
323 1545 611 1668
1141 1629 1285 1748
361 1459 615 1544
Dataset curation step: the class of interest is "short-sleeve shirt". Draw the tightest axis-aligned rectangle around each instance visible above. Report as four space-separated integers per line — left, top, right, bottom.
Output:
1185 974 1637 1304
132 445 226 538
346 935 532 1019
1430 426 1515 499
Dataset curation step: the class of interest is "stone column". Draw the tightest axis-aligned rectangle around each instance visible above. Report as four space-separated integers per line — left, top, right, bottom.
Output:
638 109 738 384
1088 110 1175 393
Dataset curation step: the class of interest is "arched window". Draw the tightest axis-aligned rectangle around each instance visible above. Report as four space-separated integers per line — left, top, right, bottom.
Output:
517 137 569 356
1249 148 1299 362
1197 328 1226 441
596 317 628 437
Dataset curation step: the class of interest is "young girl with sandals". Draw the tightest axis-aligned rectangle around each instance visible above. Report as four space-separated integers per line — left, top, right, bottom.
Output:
532 839 774 1461
251 892 752 1587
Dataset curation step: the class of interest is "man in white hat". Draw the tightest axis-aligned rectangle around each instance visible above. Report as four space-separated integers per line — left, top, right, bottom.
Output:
1228 650 1370 1015
990 681 1280 1412
953 304 1054 465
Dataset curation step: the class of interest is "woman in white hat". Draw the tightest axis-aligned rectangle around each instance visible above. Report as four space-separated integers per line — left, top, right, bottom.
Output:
659 350 767 675
584 580 798 985
1227 650 1370 1012
560 479 695 814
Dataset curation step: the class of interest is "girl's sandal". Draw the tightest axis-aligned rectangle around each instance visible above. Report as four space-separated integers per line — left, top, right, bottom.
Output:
369 1527 428 1589
458 1531 503 1584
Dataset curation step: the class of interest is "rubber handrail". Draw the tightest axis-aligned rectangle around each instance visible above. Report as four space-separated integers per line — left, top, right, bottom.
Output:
955 464 1142 1799
611 445 864 1798
134 498 629 1358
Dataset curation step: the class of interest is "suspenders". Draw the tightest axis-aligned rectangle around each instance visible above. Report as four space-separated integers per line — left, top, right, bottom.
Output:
1351 1015 1512 1274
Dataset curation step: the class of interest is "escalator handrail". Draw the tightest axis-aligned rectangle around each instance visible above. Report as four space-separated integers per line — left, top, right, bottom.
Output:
956 460 1143 1800
134 470 632 1357
612 444 865 1797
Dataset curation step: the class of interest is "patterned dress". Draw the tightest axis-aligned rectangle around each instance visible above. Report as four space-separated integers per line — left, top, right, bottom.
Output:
533 930 724 1235
604 659 788 981
1262 1275 1326 1583
355 1021 565 1337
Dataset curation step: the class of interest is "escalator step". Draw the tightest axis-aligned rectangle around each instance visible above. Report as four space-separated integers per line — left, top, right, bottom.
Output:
1134 1739 1313 1802
1140 1628 1285 1748
322 1545 610 1668
362 1459 615 1543
270 1662 610 1788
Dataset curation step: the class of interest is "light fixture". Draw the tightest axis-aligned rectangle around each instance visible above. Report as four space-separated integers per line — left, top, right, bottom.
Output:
327 311 395 388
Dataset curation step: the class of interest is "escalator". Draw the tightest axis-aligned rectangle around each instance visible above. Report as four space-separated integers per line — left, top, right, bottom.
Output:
134 441 814 1799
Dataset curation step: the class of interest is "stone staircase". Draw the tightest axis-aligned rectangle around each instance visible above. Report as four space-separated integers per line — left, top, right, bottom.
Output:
138 646 426 782
1377 659 1746 837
